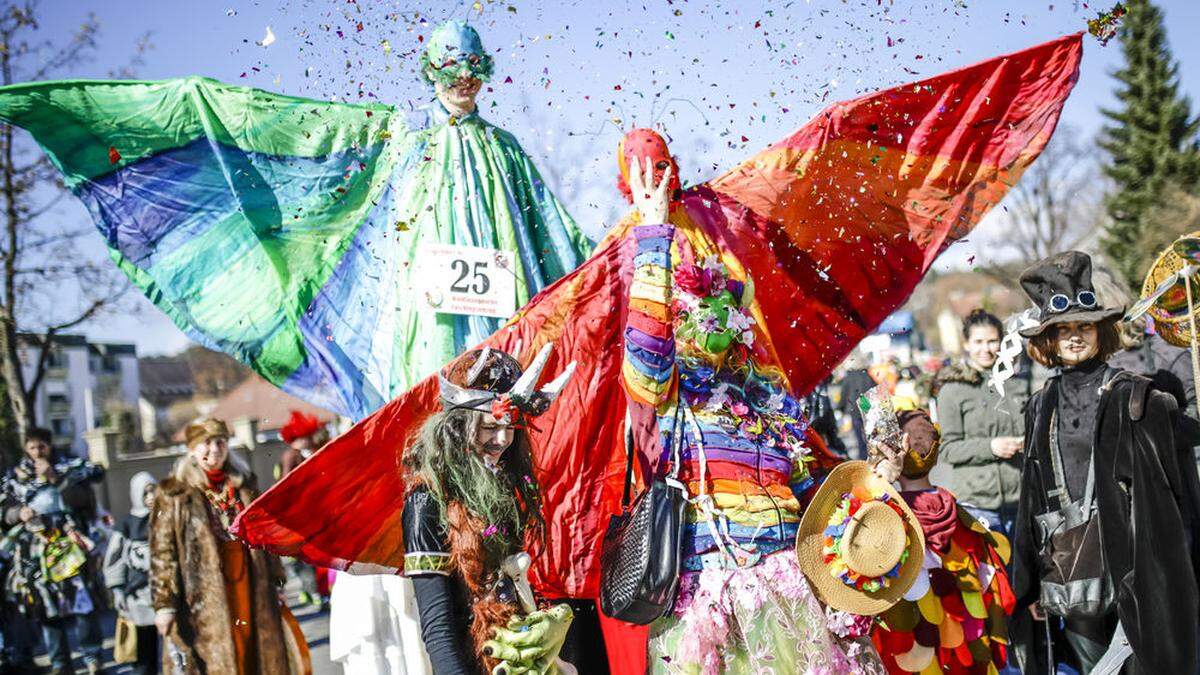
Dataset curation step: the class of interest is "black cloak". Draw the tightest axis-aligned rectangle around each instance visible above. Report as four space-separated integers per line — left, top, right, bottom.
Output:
1011 368 1200 674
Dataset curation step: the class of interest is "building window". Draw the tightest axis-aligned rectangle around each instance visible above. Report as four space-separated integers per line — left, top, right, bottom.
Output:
49 417 72 438
47 394 69 414
46 348 67 369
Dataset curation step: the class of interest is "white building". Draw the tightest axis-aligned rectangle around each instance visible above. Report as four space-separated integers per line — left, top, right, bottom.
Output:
18 334 140 457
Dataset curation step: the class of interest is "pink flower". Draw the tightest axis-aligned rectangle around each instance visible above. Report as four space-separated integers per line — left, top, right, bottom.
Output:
698 314 721 333
674 264 711 296
730 400 750 417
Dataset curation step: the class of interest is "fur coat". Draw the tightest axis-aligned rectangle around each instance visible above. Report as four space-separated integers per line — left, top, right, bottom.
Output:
149 461 304 674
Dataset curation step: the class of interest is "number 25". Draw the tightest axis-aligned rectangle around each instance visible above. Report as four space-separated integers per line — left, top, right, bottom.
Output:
451 259 491 295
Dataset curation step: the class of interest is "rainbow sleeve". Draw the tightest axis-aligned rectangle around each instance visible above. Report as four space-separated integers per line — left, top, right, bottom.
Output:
622 223 677 407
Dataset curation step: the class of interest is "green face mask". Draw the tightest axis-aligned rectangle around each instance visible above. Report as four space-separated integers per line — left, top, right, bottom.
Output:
693 290 737 355
420 20 494 87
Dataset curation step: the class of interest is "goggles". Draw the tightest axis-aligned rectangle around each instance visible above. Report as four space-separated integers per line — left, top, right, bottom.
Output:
1046 290 1098 314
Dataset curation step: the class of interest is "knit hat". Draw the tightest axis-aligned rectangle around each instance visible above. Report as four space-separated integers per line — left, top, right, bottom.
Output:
279 411 323 444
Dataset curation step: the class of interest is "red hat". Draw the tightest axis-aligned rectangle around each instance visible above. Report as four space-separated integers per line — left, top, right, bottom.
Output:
616 128 681 204
280 411 322 444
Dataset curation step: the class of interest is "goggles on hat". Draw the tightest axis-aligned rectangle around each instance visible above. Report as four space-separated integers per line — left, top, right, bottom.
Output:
1047 290 1098 314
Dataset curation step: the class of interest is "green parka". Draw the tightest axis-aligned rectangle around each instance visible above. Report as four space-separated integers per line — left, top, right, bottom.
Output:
933 361 1027 511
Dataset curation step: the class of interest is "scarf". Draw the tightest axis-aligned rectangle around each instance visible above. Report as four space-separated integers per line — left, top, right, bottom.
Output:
202 469 243 532
900 487 958 554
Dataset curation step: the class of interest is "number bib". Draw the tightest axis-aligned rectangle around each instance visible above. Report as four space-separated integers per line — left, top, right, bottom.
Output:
415 243 518 318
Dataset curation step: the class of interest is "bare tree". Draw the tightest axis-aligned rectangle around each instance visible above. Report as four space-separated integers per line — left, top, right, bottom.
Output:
1134 183 1200 276
979 125 1107 281
0 2 151 455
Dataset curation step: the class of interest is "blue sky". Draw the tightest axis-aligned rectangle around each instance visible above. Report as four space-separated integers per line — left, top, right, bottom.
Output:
26 0 1200 355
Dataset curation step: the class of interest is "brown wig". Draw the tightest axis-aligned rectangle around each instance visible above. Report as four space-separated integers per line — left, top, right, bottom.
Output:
446 501 519 671
1026 318 1122 368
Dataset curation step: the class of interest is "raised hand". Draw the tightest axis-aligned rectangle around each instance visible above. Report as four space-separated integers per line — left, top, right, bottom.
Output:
628 155 672 224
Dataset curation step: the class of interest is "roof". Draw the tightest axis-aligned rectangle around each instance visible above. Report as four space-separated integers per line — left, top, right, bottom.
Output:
91 343 137 356
139 356 195 401
18 333 88 347
203 375 337 433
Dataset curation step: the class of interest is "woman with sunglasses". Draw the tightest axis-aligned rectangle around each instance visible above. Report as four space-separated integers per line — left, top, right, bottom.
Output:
1009 251 1200 674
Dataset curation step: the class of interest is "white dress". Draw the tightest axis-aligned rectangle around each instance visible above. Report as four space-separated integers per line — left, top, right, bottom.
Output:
329 573 432 675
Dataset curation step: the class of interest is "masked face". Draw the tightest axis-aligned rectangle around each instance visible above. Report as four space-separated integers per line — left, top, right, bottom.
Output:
694 292 737 355
1054 321 1099 366
434 76 482 113
617 128 681 203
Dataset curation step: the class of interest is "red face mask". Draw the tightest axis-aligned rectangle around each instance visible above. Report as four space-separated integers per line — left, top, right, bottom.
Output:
616 128 681 204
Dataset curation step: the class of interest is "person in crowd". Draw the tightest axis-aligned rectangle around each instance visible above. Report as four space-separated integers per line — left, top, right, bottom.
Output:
104 471 159 675
150 418 308 674
0 427 105 675
933 309 1026 539
806 376 849 457
620 141 890 672
402 345 587 675
838 356 877 460
871 408 1016 674
1011 251 1200 674
1093 262 1199 419
275 411 332 608
276 411 325 479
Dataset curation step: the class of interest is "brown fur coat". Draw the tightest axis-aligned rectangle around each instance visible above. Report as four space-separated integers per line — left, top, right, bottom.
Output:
149 460 302 674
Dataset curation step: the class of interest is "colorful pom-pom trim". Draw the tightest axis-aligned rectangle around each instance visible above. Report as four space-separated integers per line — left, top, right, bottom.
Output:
822 485 910 592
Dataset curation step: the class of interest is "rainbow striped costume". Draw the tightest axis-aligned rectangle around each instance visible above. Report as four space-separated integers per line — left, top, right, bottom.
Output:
623 221 815 571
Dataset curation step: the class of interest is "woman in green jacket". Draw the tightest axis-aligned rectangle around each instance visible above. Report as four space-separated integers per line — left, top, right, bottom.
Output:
934 309 1027 538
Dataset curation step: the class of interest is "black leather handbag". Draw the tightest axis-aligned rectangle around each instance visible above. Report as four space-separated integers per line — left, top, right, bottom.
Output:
599 408 688 624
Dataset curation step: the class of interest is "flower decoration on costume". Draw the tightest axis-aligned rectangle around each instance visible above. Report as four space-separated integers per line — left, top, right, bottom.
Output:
823 485 911 592
490 396 520 425
672 258 756 356
825 606 875 640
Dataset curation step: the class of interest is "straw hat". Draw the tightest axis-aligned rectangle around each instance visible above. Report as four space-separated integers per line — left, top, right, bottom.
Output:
797 461 926 615
1135 232 1200 348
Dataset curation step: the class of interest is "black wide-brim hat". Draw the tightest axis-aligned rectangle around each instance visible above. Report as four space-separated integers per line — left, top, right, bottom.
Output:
1018 251 1123 338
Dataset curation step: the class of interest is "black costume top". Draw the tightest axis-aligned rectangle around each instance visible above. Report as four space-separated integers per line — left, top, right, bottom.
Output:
1056 358 1106 501
403 488 472 675
1011 362 1200 674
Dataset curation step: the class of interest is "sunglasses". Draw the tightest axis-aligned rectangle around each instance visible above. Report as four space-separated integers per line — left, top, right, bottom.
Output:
1046 290 1098 314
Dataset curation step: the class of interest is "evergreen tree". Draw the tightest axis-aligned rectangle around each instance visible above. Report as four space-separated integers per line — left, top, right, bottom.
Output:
1099 0 1200 289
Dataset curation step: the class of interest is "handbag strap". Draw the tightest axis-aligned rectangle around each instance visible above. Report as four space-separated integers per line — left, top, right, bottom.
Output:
620 401 687 510
1048 368 1119 515
621 408 635 509
1048 409 1097 517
